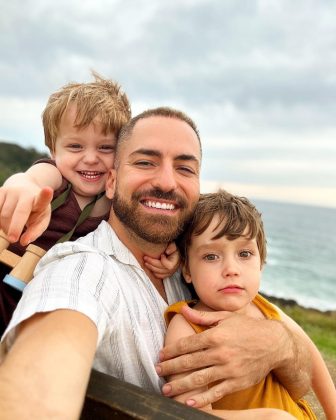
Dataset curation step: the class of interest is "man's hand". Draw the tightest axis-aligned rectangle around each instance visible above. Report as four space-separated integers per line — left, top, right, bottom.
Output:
156 305 310 408
0 184 53 245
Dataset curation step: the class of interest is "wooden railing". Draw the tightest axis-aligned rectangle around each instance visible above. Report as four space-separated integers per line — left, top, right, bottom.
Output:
81 370 215 419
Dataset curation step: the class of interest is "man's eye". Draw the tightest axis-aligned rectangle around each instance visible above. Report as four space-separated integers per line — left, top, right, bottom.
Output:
134 160 154 167
203 254 218 261
178 166 195 175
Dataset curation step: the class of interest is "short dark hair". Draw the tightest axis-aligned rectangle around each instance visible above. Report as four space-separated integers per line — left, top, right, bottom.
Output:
178 189 267 269
116 106 201 156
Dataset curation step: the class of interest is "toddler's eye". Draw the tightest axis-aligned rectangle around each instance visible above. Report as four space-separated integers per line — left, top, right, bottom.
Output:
204 254 218 261
67 144 82 150
239 250 252 258
99 145 115 152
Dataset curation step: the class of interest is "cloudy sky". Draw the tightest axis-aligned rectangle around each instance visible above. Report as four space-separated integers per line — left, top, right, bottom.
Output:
1 0 335 208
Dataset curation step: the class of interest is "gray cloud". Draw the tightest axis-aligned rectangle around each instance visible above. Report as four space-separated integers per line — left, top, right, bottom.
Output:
1 0 335 205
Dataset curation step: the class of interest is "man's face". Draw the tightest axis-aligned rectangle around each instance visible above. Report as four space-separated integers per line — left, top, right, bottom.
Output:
107 116 201 244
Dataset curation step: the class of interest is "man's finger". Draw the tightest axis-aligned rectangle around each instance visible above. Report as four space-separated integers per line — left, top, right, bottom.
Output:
180 304 233 327
162 365 226 399
182 377 243 408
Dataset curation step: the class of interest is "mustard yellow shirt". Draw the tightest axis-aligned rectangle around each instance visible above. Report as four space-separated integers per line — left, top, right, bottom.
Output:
165 294 316 419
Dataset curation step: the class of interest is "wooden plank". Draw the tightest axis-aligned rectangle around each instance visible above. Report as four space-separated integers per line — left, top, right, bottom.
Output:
81 370 214 419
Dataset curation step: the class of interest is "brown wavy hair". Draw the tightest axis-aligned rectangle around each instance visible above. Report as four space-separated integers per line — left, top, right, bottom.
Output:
178 189 267 269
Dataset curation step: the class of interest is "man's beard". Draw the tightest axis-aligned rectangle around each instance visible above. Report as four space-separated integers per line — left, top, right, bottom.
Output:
112 187 195 244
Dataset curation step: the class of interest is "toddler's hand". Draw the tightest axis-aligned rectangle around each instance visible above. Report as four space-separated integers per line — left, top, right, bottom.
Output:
144 242 181 279
0 185 53 245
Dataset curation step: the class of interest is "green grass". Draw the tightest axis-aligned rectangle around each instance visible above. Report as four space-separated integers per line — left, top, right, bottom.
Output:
265 295 336 359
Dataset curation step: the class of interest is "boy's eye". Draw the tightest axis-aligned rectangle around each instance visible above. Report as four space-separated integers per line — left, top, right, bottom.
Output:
239 250 252 258
203 253 219 261
99 144 115 153
67 144 82 150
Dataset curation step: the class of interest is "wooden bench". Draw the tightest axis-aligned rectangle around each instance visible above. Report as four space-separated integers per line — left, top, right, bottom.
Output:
81 370 214 419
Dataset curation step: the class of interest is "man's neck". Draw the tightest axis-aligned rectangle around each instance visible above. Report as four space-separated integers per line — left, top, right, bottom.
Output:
108 210 167 273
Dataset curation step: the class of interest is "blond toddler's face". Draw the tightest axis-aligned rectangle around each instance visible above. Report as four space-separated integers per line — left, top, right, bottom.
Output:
184 215 262 314
52 104 116 201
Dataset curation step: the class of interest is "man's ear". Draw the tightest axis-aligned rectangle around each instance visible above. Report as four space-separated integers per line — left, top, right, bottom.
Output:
105 169 116 199
182 264 192 283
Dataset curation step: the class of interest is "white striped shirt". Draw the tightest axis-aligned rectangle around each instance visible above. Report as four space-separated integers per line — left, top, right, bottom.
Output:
1 221 190 393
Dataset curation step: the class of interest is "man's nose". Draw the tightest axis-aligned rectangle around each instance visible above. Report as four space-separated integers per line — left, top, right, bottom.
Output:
152 165 178 192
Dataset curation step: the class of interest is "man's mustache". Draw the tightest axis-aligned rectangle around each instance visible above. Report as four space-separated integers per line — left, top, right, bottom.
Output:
132 188 187 209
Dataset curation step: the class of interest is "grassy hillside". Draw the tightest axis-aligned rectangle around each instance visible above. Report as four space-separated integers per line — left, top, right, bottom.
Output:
0 141 49 185
263 294 336 359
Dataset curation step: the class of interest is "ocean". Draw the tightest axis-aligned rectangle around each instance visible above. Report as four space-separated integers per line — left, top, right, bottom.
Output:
253 199 336 312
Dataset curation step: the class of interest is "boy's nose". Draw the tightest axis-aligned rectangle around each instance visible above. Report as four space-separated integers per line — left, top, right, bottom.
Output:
83 150 99 163
221 257 239 277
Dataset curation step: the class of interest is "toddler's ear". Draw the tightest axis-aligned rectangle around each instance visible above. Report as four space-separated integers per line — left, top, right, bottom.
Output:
182 265 192 283
105 169 116 199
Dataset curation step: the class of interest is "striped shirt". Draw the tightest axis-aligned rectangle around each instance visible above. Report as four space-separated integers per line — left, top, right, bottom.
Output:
1 221 190 393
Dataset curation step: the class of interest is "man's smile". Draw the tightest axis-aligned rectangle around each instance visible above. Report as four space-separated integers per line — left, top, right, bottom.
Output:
142 200 176 211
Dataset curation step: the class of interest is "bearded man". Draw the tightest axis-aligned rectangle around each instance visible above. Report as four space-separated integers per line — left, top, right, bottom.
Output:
0 108 310 419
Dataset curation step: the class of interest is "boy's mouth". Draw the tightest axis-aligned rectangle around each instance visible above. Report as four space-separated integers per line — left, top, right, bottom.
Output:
78 171 104 180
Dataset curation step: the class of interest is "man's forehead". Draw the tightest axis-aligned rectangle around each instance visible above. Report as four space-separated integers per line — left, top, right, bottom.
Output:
127 116 201 154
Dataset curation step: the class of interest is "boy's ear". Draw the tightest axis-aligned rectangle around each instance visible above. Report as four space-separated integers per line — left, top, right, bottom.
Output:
182 264 192 283
105 169 116 199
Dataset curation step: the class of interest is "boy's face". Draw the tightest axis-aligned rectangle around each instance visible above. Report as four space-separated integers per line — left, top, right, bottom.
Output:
52 105 116 199
184 214 262 313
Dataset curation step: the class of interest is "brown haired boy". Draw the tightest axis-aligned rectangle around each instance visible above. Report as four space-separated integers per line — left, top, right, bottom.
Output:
165 190 335 419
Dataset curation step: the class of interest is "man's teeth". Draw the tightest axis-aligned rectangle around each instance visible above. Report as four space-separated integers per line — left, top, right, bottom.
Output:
144 201 175 210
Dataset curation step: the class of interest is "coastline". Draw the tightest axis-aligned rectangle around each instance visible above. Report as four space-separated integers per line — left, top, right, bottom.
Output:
261 293 336 317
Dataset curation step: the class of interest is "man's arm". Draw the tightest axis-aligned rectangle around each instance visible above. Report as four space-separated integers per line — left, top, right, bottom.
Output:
0 309 97 419
0 163 62 244
156 306 311 408
279 309 336 419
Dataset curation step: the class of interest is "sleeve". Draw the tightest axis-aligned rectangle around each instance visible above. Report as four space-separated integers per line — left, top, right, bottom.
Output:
1 242 112 352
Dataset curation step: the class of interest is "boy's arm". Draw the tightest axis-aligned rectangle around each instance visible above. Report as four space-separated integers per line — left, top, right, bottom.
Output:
279 309 336 420
144 242 180 279
0 309 97 420
0 163 62 244
157 306 312 407
165 315 296 420
165 313 211 408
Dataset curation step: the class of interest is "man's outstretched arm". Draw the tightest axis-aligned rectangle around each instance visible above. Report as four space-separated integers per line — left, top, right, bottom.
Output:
156 307 311 408
0 309 97 419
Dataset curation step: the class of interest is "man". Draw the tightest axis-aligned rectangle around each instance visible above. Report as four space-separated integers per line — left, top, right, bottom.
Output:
0 107 310 419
